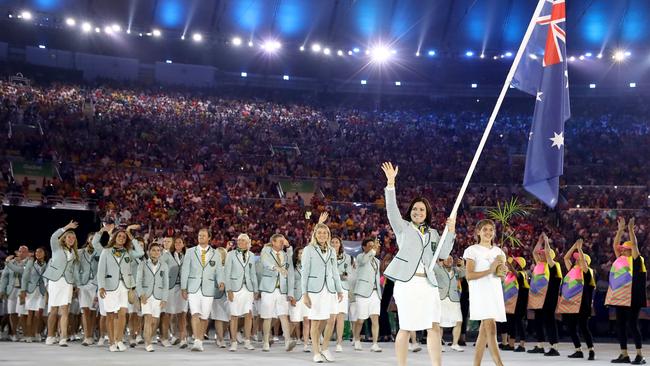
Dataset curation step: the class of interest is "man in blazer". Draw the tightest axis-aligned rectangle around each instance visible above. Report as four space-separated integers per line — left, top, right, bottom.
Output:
180 228 224 352
224 233 259 351
353 238 383 352
258 234 296 352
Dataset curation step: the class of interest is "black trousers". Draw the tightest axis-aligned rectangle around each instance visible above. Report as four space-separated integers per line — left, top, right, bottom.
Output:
534 308 558 345
506 312 526 342
379 279 394 337
615 305 643 350
562 313 594 349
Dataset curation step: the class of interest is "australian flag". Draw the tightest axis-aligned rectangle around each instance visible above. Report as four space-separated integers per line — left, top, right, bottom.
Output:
511 0 570 208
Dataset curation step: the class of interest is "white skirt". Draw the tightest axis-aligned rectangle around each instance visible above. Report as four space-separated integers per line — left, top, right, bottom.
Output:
394 276 440 331
166 285 188 314
26 291 46 311
79 283 97 310
103 282 129 313
468 276 507 322
47 277 73 308
210 297 230 321
229 289 254 317
439 297 463 328
336 291 349 314
289 298 309 322
306 290 338 321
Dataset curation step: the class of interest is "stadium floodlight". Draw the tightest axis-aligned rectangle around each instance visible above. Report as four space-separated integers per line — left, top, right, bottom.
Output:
353 47 360 53
395 81 401 86
81 22 92 32
505 52 513 57
629 82 637 88
337 50 343 56
465 51 474 57
323 48 331 55
360 80 367 85
240 72 248 78
370 46 391 63
232 37 242 46
428 50 436 56
585 52 592 57
613 50 625 61
311 43 321 53
299 45 305 51
21 11 32 20
589 84 596 89
95 27 101 33
65 18 76 26
152 29 161 37
192 33 202 42
262 40 281 53
471 83 478 88
165 60 172 64
283 75 289 81
38 45 46 49
104 26 113 34
112 24 121 32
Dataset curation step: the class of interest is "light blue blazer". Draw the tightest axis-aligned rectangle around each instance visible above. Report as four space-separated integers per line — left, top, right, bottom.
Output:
301 244 343 294
42 228 80 284
353 250 382 299
292 264 303 301
161 250 184 289
258 245 295 296
1 264 23 295
224 250 258 293
0 268 10 296
136 259 170 301
383 187 455 286
78 248 99 286
336 253 353 291
96 239 145 291
21 259 48 295
180 245 224 297
433 264 465 302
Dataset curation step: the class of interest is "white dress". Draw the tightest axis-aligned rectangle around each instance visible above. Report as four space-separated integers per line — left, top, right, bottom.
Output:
462 244 507 322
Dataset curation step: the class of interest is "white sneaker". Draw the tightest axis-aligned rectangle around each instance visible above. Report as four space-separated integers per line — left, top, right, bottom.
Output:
136 335 144 345
441 346 447 352
216 339 226 348
179 339 188 349
170 336 179 345
161 339 172 347
285 339 297 352
313 354 325 363
370 343 382 352
24 337 33 343
354 340 363 351
303 344 311 353
262 342 270 352
229 342 238 352
321 350 335 362
335 343 343 353
191 340 203 352
10 335 18 342
109 344 118 352
244 340 255 350
59 339 68 347
451 344 465 352
411 343 422 352
236 332 244 343
145 344 154 352
97 337 106 347
45 336 56 345
117 341 127 352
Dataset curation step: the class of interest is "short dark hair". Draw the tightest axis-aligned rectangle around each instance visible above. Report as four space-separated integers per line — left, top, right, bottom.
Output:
361 238 375 249
402 197 433 226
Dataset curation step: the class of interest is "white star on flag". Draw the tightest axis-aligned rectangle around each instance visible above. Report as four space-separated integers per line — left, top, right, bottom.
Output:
549 132 564 149
536 92 543 101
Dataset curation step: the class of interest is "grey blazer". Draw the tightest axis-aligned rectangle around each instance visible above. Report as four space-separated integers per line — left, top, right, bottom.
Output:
78 248 100 286
96 240 145 291
21 259 48 295
0 267 11 295
42 228 80 284
383 188 455 286
136 259 170 301
258 245 295 296
0 262 24 295
224 250 258 293
292 264 303 301
433 264 465 302
336 253 353 291
301 244 343 294
353 250 382 299
161 250 184 289
180 245 224 297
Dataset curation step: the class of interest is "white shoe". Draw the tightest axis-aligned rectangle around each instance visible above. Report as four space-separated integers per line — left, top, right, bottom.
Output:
24 337 33 343
441 346 447 352
354 340 363 351
109 344 118 352
81 338 89 346
97 338 106 347
179 339 188 349
236 332 244 344
10 335 18 342
117 341 127 352
244 340 255 350
59 339 68 347
262 342 270 352
145 344 154 352
411 343 422 352
45 336 57 345
229 342 238 352
335 343 343 353
313 354 325 363
170 336 179 345
191 340 204 352
370 343 383 352
136 335 144 345
303 344 311 353
321 350 335 362
285 339 297 352
216 339 226 348
451 344 465 352
161 339 172 347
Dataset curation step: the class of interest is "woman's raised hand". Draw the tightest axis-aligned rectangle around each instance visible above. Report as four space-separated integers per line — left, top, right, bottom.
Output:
381 162 398 187
64 220 79 230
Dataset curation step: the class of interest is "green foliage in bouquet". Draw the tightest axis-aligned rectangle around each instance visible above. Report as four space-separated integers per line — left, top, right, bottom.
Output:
487 197 530 248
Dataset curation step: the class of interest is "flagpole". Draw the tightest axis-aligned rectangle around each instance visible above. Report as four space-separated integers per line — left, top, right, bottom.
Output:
429 0 547 271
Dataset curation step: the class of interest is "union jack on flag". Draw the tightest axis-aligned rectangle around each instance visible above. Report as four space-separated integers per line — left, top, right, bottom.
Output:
511 0 571 208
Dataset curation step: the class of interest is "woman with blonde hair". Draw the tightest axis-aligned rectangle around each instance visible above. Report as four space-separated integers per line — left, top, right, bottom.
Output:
301 214 343 363
43 220 81 347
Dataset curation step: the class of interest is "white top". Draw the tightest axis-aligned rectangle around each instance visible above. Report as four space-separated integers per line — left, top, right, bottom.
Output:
462 244 507 322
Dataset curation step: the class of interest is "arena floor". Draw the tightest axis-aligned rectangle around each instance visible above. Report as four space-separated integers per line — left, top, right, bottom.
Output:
0 340 633 365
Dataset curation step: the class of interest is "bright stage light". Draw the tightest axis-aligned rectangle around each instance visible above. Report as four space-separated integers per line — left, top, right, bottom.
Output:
152 29 161 37
415 51 420 57
585 52 592 57
81 22 92 32
283 75 289 81
471 83 478 89
248 41 253 47
353 47 360 53
65 18 76 26
192 33 202 42
348 50 353 55
480 53 485 59
95 27 101 33
112 24 121 32
370 46 391 63
569 56 576 62
505 52 513 57
262 40 281 52
323 48 331 55
38 45 46 49
579 55 585 60
596 53 603 59
589 83 596 89
360 80 367 85
104 26 113 34
232 37 242 46
165 60 172 64
465 51 474 57
613 50 626 61
629 82 637 88
299 45 305 51
311 43 321 53
428 50 436 56
395 81 401 86
241 72 248 78
337 50 343 56
21 11 32 20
